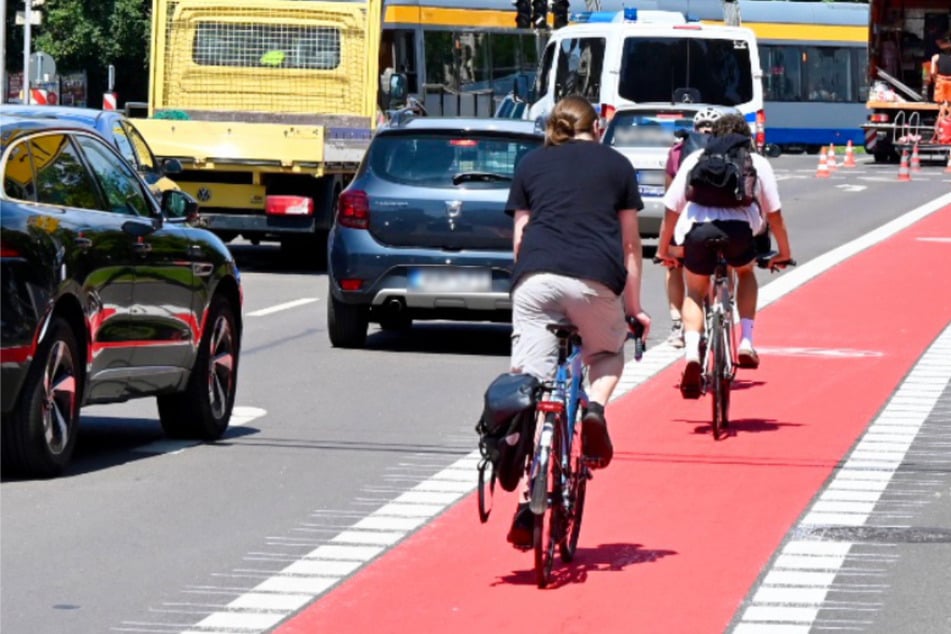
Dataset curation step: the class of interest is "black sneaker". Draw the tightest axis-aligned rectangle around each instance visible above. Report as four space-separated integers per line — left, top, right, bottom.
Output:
680 359 703 399
506 502 533 549
582 402 613 469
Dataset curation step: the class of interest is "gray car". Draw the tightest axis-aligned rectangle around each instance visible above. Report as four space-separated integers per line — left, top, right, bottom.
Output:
601 104 741 238
327 115 544 348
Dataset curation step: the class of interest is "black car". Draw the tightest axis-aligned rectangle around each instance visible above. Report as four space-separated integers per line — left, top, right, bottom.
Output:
0 105 183 199
0 116 243 478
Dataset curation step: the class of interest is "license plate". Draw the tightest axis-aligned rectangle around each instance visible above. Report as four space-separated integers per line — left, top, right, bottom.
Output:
408 268 491 292
639 184 665 197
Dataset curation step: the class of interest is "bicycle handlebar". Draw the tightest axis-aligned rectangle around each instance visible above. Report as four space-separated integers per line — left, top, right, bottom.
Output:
626 316 646 361
756 251 797 272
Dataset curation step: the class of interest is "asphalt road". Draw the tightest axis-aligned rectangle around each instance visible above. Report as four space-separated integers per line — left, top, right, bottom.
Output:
1 154 949 634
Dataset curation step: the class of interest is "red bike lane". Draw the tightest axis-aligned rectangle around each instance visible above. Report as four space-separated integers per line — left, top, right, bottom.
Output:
277 205 951 634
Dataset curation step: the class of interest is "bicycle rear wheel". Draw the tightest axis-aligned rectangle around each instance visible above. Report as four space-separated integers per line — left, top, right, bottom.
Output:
719 317 733 429
709 315 725 440
559 408 587 562
533 412 560 588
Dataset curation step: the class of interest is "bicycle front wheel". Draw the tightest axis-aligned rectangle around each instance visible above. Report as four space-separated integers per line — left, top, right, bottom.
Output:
560 405 587 562
533 412 560 588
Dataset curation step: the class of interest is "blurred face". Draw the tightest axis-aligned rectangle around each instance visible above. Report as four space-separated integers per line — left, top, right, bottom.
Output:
695 122 714 135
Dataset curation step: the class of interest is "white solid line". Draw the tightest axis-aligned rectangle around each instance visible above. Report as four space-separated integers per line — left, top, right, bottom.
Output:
753 586 830 605
305 544 383 561
228 593 314 612
284 559 363 577
194 611 287 630
782 541 851 556
774 554 848 571
246 297 318 317
741 606 819 623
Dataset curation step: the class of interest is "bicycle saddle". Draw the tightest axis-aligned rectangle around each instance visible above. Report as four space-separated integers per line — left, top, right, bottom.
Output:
546 323 579 339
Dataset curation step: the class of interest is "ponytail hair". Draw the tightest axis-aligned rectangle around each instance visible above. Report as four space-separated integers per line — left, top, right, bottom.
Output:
545 95 597 147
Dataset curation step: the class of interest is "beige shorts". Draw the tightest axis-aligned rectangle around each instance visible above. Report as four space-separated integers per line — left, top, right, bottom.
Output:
510 272 628 381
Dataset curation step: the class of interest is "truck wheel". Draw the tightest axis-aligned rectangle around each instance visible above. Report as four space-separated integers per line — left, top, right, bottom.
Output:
2 317 82 478
158 296 239 439
328 292 369 348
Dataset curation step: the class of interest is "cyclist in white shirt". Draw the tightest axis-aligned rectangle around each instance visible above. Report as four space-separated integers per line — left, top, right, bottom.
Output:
656 114 793 398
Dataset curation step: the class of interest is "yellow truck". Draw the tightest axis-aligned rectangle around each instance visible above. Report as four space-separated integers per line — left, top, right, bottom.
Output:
132 0 383 262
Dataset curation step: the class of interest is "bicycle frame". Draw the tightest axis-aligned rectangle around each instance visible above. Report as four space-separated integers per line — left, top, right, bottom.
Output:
531 335 587 513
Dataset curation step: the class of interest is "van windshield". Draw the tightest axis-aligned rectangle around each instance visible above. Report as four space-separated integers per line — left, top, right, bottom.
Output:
618 37 753 106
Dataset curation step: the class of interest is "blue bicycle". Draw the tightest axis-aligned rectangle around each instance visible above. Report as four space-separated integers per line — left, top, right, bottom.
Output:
527 321 644 587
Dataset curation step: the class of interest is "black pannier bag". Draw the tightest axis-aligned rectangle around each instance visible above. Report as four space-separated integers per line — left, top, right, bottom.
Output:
475 372 540 522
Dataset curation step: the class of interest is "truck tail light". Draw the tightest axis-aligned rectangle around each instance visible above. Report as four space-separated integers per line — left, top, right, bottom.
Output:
338 190 369 229
266 195 314 216
870 113 890 123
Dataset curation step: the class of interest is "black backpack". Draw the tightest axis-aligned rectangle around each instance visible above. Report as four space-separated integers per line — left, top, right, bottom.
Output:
685 133 757 207
475 372 540 522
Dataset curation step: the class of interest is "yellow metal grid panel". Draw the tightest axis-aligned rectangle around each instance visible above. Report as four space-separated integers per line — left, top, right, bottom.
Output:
158 0 372 116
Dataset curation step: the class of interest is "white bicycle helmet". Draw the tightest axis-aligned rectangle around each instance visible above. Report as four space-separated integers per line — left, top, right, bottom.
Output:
693 106 722 128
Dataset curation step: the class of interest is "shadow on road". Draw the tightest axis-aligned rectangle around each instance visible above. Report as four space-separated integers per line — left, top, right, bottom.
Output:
496 542 678 588
0 416 260 481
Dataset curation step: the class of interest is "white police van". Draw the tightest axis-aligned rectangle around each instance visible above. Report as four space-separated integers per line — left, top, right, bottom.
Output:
527 8 766 149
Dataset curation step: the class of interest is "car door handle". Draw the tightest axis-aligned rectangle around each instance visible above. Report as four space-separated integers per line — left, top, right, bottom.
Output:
133 241 153 255
74 236 93 250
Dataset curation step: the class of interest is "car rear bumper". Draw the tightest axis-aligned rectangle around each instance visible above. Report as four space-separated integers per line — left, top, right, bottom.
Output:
328 226 514 318
639 197 665 237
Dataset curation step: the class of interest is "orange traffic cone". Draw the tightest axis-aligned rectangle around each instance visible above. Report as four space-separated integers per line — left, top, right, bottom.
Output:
897 148 912 181
910 143 921 171
826 143 838 170
945 151 951 173
815 147 830 178
843 140 857 167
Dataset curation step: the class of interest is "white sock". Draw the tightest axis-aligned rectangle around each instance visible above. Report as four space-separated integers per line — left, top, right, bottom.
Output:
740 318 755 345
684 331 701 362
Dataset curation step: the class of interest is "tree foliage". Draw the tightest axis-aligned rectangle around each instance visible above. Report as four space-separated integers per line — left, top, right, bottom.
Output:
5 0 150 106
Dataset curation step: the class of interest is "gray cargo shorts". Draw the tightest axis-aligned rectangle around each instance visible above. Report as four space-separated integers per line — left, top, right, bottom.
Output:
510 272 628 381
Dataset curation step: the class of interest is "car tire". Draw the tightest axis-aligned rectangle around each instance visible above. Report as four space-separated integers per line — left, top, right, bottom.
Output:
1 317 81 478
328 291 369 348
158 296 239 440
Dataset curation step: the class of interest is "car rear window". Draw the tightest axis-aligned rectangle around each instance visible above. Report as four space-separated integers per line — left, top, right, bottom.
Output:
603 111 694 148
367 132 542 188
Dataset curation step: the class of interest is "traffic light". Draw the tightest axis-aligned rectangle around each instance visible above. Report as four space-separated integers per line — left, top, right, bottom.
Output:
531 0 547 29
552 0 569 29
513 0 531 29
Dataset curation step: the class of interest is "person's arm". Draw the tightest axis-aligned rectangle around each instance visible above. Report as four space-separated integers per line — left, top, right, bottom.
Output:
657 152 690 262
512 209 530 262
619 208 651 337
766 210 792 265
932 54 940 80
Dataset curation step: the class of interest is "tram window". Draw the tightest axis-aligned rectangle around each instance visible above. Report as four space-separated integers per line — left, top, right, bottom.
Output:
762 45 803 101
536 42 555 100
803 46 853 102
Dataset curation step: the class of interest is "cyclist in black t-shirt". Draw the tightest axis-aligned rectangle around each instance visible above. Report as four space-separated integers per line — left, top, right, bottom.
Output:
503 95 651 548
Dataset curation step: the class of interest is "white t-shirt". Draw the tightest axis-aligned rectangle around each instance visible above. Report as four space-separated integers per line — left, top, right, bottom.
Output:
662 150 782 245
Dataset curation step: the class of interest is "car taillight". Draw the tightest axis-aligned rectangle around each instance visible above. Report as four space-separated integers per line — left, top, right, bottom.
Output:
338 190 369 230
0 241 22 258
339 279 363 291
870 113 890 123
598 103 616 138
755 110 766 152
266 195 314 216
